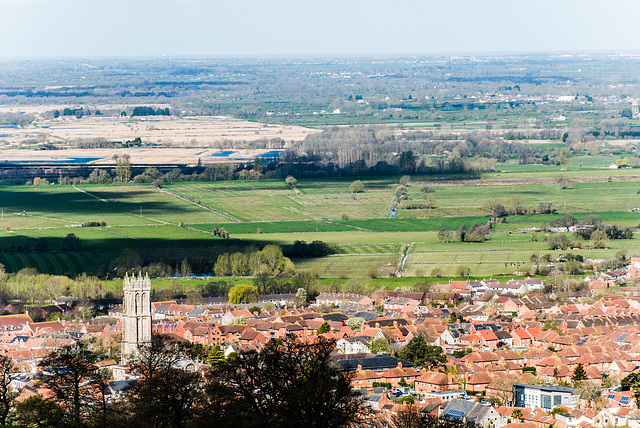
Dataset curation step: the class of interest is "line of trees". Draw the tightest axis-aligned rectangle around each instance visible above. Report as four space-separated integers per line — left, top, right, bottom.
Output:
484 198 557 219
436 224 491 243
1 233 80 254
213 245 295 278
131 106 170 117
0 267 106 304
546 214 633 250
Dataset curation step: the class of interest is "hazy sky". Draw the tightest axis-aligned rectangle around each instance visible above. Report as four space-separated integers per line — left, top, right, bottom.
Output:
1 0 639 58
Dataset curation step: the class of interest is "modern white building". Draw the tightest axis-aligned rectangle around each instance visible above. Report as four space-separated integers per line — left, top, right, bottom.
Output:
512 384 578 410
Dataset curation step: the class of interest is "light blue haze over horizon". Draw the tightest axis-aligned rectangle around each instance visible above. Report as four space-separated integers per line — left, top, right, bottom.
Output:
0 0 639 58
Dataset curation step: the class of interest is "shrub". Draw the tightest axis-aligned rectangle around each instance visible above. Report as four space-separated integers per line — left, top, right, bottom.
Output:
81 221 106 227
465 224 491 242
285 175 297 187
403 202 425 210
366 266 378 279
372 382 392 389
349 180 364 193
548 234 570 250
456 266 471 277
549 214 577 228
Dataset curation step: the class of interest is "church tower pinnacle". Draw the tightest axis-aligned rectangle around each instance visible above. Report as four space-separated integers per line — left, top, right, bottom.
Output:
121 272 152 363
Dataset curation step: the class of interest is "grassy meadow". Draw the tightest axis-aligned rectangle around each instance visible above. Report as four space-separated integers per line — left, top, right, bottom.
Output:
1 156 640 278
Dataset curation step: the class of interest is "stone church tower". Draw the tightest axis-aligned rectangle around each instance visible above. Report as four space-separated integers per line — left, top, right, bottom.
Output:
121 272 152 363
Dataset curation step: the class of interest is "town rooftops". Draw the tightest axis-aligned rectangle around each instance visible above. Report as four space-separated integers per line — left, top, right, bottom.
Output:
354 312 379 321
441 399 476 420
321 313 348 322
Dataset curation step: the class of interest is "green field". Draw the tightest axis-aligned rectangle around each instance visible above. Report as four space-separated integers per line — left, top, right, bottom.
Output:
1 163 640 277
165 178 397 222
400 180 640 218
293 255 399 278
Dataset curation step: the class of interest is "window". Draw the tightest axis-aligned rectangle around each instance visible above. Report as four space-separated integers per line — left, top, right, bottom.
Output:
542 394 551 409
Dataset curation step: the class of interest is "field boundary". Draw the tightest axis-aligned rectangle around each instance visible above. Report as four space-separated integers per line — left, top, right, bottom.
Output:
158 187 243 223
283 207 322 220
98 227 145 241
7 230 41 240
73 185 109 203
181 225 217 237
324 221 370 231
10 212 70 225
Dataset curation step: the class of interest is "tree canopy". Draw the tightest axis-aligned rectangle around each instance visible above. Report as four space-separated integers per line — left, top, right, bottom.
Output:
349 180 365 193
317 321 331 334
398 336 446 370
228 284 259 304
200 336 365 428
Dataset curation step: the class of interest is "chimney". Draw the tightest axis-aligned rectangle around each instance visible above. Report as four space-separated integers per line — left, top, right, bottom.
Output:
375 323 380 328
398 362 403 369
357 364 363 371
393 321 398 328
448 373 453 384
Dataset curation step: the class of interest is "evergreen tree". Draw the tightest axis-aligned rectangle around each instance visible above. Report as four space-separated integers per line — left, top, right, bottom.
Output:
572 363 587 385
399 336 446 370
207 345 225 366
317 321 331 334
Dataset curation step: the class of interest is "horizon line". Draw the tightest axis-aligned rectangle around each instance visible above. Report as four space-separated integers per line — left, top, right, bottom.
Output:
1 49 640 62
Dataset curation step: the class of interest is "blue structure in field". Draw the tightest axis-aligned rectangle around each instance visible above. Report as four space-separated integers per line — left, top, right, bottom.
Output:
210 151 236 157
255 151 282 158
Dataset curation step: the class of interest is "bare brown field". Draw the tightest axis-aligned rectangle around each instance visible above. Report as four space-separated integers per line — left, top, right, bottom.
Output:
0 114 317 147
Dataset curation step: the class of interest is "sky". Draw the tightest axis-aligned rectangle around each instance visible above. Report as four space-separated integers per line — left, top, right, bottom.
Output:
1 0 639 58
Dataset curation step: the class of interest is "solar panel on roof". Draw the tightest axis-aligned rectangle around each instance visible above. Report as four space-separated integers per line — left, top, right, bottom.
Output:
577 339 587 346
607 394 616 399
445 409 465 419
621 397 630 405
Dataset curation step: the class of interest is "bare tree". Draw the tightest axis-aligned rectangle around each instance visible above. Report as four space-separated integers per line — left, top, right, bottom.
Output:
0 354 16 425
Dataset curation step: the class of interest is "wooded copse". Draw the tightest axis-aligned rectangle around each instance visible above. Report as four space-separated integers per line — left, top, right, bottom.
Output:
11 335 367 428
0 268 105 303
